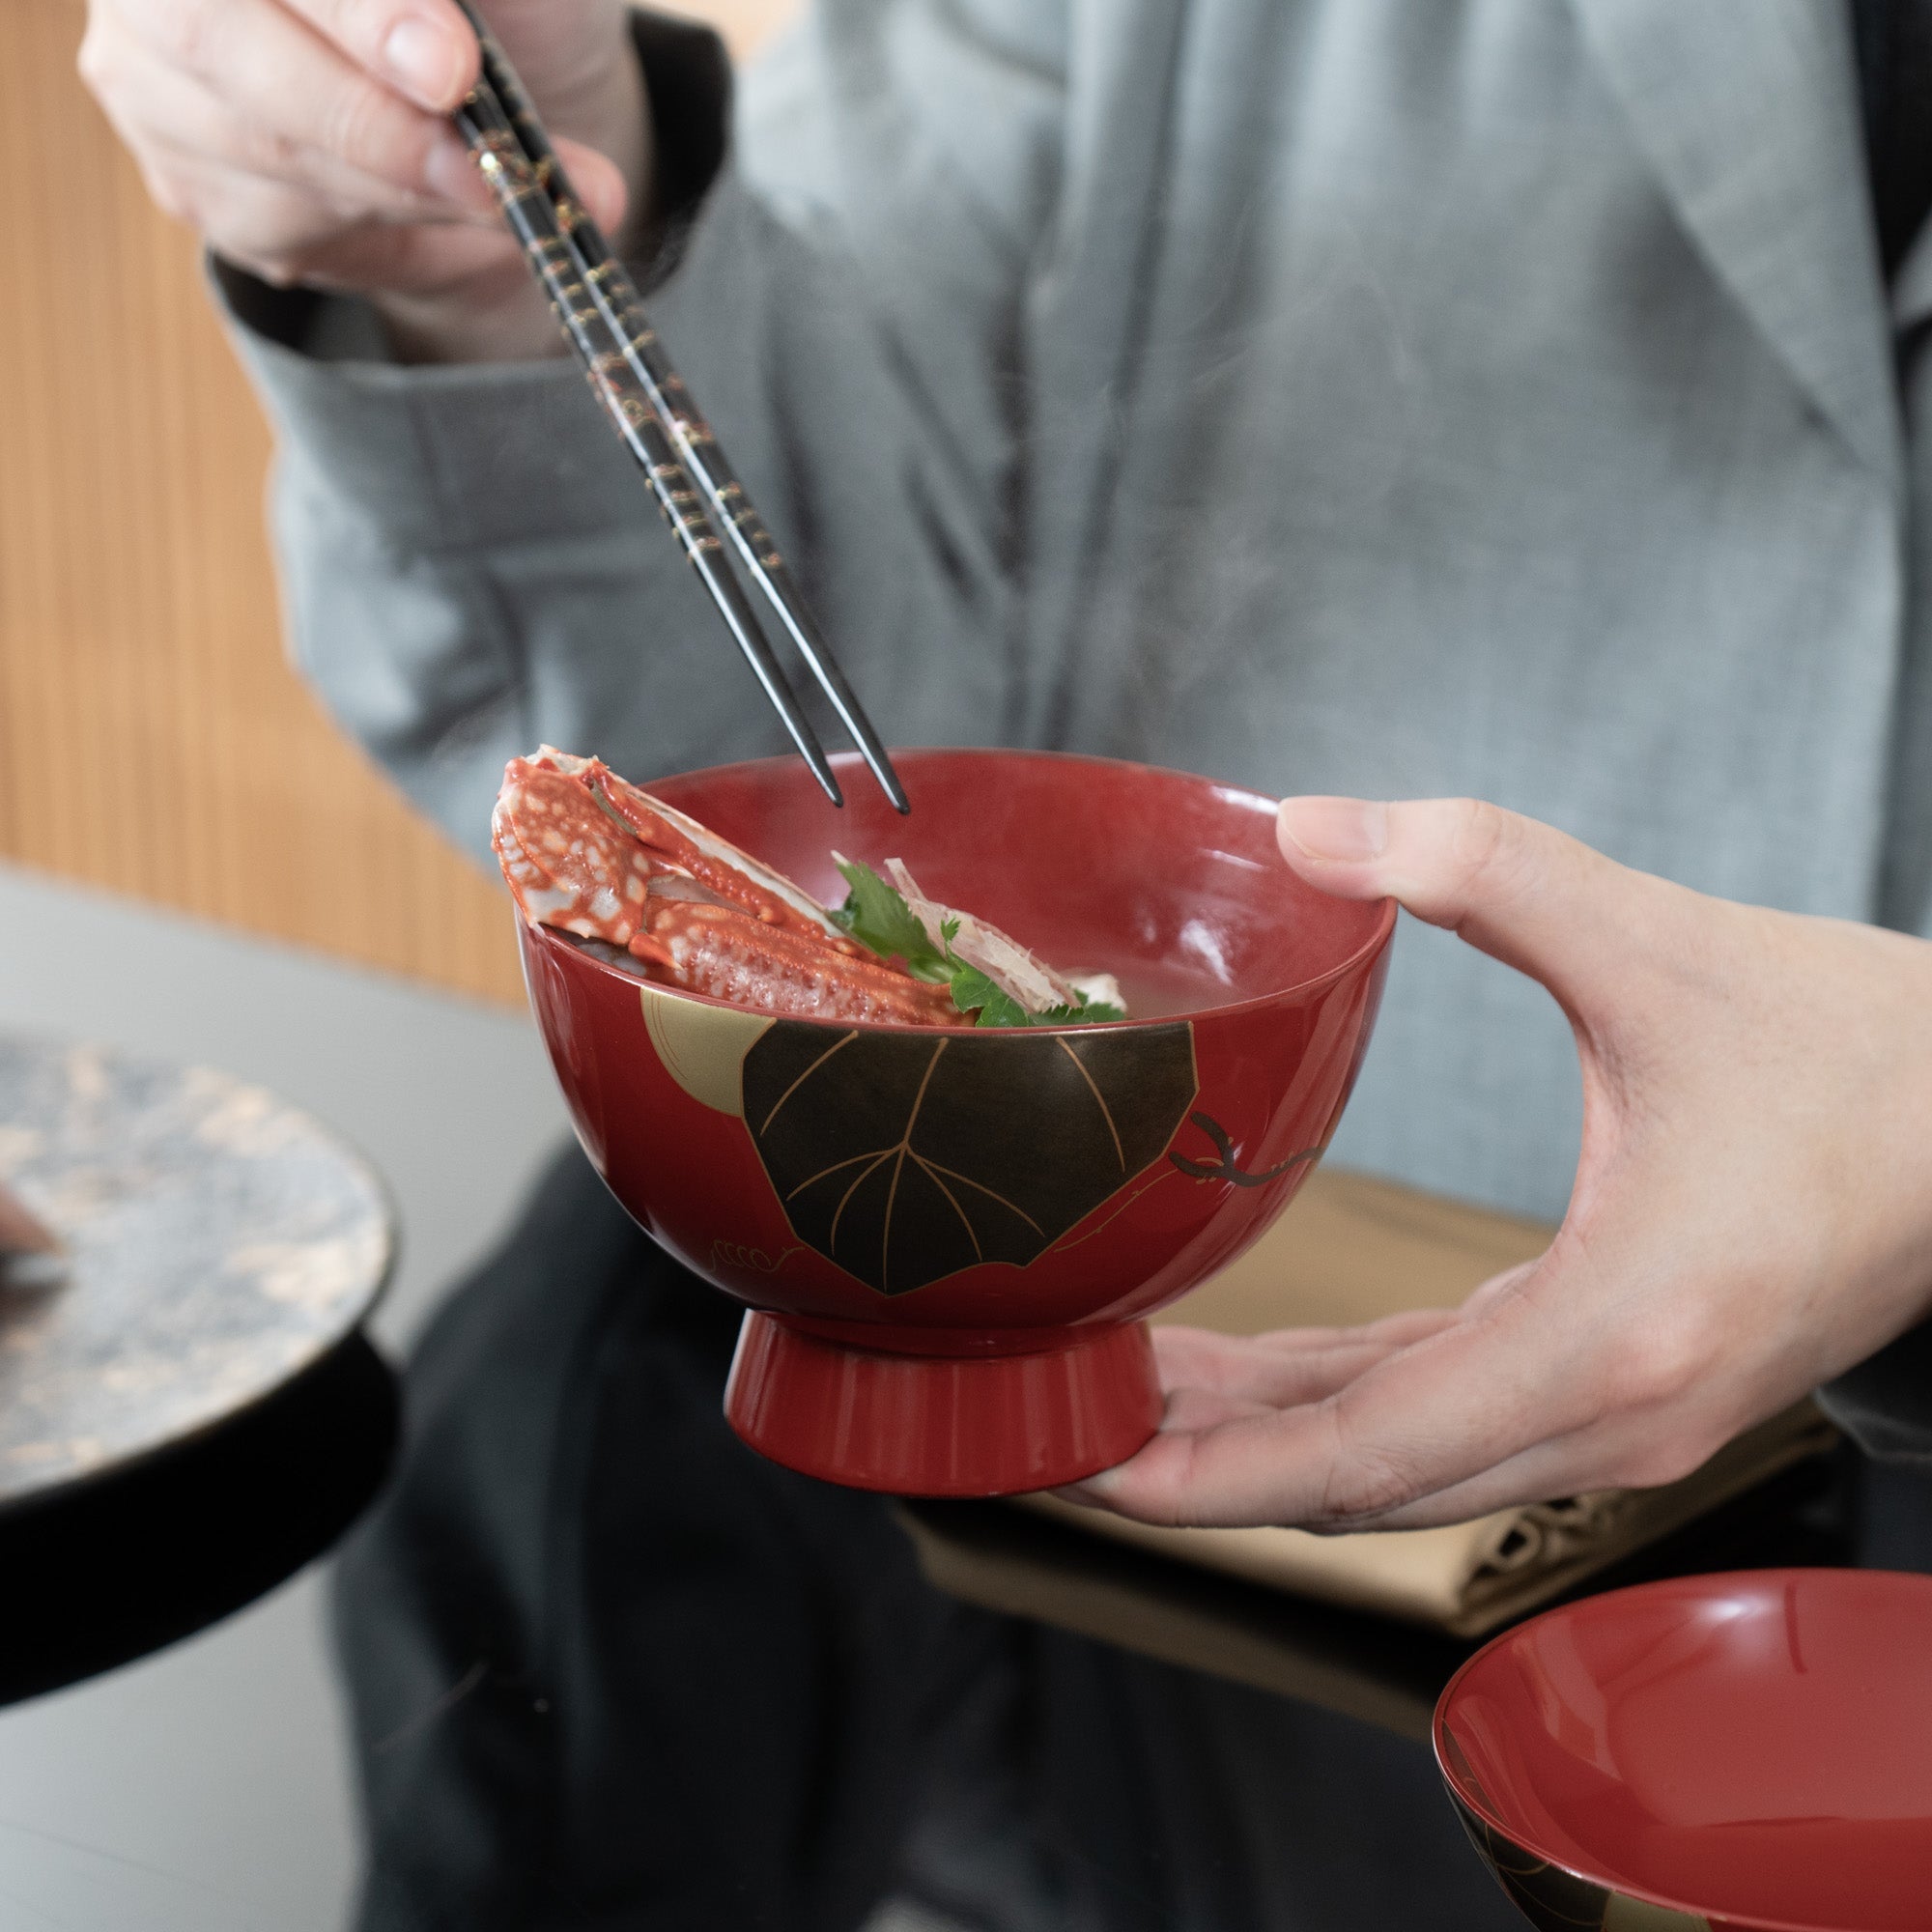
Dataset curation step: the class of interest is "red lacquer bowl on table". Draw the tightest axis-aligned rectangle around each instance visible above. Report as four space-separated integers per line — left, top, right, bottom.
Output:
517 747 1395 1495
1435 1569 1932 1932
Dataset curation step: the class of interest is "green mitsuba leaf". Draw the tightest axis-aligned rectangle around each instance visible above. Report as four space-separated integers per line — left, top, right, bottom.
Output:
1036 999 1126 1025
832 859 950 980
949 967 1033 1028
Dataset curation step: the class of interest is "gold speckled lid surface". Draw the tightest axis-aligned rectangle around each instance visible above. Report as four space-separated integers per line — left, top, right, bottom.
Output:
0 1036 392 1507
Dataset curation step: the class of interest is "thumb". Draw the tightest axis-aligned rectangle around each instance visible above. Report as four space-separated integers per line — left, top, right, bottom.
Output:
1275 795 1655 999
553 137 630 239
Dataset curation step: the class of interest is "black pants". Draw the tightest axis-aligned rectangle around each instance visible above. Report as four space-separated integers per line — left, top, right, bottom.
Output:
334 1147 1519 1931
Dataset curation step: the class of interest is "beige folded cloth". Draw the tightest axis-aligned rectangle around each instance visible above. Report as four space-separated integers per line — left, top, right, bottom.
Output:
1025 1170 1836 1639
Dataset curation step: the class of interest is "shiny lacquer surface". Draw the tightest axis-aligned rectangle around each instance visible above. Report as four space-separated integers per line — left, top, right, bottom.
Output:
519 748 1394 1495
1435 1569 1932 1932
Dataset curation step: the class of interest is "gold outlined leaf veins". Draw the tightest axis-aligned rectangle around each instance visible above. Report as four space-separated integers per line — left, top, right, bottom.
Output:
741 1022 1198 1295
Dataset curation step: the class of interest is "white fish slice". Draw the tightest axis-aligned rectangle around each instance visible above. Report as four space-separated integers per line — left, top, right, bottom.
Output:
884 860 1080 1013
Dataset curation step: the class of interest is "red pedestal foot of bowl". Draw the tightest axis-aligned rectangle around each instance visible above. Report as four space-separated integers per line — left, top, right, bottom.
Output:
724 1313 1164 1495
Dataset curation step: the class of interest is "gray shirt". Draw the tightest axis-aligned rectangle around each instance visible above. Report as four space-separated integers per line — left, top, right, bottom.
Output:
221 0 1932 1453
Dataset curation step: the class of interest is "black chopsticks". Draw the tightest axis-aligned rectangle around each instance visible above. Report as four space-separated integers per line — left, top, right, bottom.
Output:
448 5 907 813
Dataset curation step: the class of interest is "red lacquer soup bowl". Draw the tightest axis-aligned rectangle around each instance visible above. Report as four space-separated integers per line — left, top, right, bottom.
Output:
518 747 1394 1495
1435 1569 1932 1932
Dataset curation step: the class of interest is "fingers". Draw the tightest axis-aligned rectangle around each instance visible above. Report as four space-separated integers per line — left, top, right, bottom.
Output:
287 0 478 111
1325 1385 1744 1531
1088 1199 1776 1530
1151 1311 1459 1408
1091 1262 1605 1526
1092 1290 1534 1525
83 0 645 351
1247 1308 1465 1350
1366 1367 1719 1528
148 154 513 292
84 0 492 276
86 0 633 285
101 38 467 228
1274 795 1684 1016
551 135 630 238
120 0 481 199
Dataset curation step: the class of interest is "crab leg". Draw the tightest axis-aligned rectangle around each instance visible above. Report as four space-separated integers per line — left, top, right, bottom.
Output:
587 758 849 943
495 750 958 1027
493 756 663 946
631 901 955 1023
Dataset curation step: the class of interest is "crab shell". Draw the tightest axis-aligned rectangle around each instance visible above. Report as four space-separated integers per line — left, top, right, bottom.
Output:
492 750 957 1027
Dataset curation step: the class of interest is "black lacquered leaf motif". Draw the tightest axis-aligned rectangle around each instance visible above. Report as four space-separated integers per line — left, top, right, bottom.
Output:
742 1022 1197 1295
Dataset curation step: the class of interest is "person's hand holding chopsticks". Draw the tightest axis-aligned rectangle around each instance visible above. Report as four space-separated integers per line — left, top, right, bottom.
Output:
80 0 648 363
1068 798 1932 1532
89 0 908 804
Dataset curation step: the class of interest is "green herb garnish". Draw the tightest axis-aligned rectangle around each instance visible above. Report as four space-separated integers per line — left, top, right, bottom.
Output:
829 857 950 980
831 859 1124 1027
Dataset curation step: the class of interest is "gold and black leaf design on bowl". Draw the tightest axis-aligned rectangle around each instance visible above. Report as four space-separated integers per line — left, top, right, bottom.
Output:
741 1021 1198 1295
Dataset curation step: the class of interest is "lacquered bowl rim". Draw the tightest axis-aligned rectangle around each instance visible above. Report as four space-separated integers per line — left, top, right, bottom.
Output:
1432 1565 1932 1932
526 747 1399 1034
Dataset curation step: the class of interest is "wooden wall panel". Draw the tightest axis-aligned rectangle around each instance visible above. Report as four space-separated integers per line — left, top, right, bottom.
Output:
0 0 797 1007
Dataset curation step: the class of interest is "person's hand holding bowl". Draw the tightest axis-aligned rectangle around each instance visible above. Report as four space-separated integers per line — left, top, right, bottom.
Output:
1073 797 1932 1530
